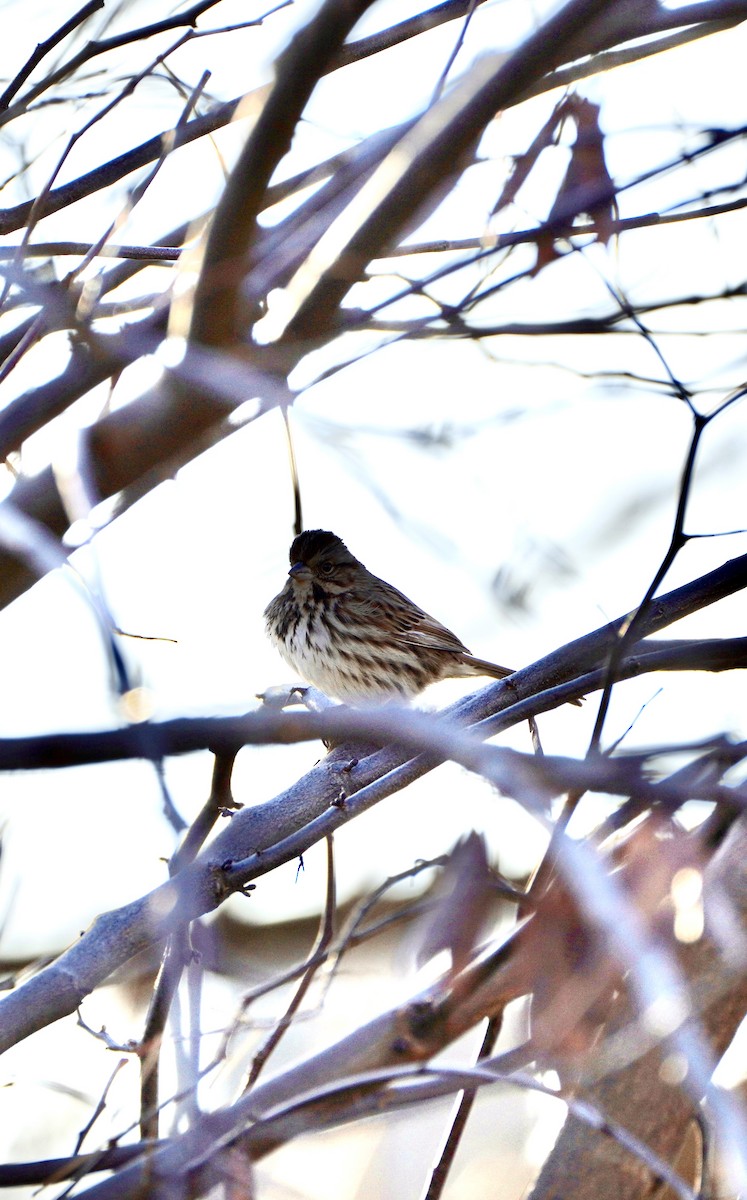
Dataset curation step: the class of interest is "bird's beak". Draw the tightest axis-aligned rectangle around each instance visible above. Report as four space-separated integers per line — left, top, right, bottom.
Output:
288 561 311 581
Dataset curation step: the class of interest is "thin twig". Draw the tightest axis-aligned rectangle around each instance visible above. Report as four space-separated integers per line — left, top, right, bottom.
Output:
138 751 239 1139
73 1058 129 1157
421 1017 501 1199
0 0 103 111
243 834 337 1090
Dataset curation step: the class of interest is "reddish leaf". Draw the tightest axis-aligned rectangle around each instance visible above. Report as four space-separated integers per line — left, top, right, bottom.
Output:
534 94 617 273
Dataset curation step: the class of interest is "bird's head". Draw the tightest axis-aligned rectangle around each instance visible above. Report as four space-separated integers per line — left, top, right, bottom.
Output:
287 529 361 593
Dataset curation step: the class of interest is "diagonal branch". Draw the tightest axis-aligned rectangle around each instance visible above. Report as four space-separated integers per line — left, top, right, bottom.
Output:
0 549 746 1056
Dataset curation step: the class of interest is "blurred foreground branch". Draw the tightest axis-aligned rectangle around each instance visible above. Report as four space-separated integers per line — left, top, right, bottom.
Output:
1 546 746 1055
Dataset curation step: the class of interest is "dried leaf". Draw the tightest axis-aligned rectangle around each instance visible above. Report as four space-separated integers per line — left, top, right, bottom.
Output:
534 94 617 273
524 818 706 1059
491 99 565 217
416 832 494 976
523 867 619 1058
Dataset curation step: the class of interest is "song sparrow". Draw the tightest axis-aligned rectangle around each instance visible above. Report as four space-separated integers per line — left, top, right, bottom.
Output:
264 529 515 704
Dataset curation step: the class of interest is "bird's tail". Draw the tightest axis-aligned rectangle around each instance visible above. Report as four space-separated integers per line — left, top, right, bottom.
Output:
459 654 514 680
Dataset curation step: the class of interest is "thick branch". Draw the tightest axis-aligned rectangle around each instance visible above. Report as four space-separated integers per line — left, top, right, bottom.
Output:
0 635 743 772
0 550 746 1054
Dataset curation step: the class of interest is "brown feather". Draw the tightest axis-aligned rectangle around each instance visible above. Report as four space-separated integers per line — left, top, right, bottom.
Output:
265 529 573 703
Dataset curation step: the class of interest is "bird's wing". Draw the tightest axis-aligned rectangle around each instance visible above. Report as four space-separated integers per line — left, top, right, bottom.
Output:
359 576 471 654
400 616 471 654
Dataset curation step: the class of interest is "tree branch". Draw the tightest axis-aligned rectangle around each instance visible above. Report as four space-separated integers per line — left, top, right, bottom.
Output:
0 548 746 1055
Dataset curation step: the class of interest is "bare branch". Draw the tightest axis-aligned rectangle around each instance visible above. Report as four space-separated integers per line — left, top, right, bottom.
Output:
0 545 746 1056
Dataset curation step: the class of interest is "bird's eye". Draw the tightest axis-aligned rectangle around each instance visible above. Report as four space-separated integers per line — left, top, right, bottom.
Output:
318 560 334 575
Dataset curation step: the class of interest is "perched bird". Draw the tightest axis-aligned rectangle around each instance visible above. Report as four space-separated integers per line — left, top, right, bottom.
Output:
264 529 515 704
